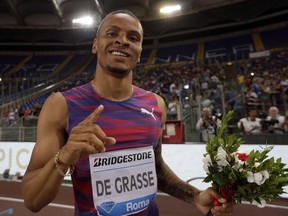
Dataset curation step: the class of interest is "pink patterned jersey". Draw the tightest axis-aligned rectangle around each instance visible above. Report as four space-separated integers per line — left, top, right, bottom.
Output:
62 82 162 216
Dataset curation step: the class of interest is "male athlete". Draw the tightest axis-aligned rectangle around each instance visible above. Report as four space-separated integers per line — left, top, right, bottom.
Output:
22 10 234 216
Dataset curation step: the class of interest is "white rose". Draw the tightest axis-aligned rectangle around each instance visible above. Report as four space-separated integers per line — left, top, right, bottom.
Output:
247 170 269 185
203 155 212 173
216 147 228 167
254 170 269 185
247 171 255 183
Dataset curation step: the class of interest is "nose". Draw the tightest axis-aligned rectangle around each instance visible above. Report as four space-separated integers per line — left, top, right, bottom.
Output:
115 34 129 47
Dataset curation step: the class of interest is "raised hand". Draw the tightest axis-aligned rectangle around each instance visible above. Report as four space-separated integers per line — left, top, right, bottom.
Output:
59 105 116 165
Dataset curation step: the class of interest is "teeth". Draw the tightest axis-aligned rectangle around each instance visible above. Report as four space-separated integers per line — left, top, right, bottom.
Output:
111 51 128 57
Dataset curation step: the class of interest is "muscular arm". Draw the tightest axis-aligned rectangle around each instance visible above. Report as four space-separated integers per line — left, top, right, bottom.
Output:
155 141 201 204
22 93 116 212
154 94 201 205
154 95 234 216
22 92 69 212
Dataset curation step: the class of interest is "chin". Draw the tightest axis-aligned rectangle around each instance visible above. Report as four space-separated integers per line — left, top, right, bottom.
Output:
108 65 131 76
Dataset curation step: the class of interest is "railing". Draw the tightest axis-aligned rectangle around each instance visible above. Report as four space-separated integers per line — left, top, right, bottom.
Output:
239 134 288 145
1 121 288 144
0 127 37 142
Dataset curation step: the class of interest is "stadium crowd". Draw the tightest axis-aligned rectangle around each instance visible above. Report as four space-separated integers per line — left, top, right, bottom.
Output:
1 49 288 136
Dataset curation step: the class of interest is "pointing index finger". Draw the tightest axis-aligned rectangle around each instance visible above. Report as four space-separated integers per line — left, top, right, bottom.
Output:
80 105 104 125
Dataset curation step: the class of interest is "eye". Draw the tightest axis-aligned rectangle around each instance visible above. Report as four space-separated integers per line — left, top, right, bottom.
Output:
129 34 140 42
106 31 117 37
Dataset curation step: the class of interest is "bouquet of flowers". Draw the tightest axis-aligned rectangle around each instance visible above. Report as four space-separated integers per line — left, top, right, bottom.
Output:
203 111 288 207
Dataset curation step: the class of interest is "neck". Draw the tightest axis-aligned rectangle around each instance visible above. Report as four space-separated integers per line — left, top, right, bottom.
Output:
91 80 134 102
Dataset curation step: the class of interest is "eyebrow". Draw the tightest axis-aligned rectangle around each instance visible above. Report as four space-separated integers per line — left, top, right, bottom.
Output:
104 25 141 33
103 25 142 38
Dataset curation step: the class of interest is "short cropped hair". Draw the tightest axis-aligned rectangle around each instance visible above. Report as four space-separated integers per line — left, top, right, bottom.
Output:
96 10 141 37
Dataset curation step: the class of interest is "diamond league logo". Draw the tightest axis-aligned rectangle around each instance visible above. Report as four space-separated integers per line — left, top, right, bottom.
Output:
0 208 13 215
100 201 116 213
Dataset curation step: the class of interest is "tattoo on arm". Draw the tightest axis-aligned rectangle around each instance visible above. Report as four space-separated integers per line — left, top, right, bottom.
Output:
154 94 200 204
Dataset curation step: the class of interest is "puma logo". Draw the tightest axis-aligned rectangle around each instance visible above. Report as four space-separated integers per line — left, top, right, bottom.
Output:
141 108 156 120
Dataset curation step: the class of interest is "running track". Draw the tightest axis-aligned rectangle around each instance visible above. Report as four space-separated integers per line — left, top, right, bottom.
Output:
0 180 287 215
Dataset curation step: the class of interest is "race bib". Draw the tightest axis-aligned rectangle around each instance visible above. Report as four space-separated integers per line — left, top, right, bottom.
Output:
89 146 157 215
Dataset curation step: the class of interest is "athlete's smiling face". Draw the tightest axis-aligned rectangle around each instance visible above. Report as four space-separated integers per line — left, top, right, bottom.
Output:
93 13 143 77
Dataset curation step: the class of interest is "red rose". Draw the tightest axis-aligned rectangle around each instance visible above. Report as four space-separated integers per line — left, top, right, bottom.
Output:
236 152 249 161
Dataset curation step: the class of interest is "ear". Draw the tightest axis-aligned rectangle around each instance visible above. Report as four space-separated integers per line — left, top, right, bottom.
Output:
92 38 97 54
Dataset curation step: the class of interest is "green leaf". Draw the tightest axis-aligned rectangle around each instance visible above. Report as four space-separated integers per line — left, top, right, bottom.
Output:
202 110 288 205
212 172 229 186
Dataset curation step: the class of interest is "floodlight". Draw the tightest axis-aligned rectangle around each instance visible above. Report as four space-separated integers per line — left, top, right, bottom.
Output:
160 5 181 14
72 16 93 26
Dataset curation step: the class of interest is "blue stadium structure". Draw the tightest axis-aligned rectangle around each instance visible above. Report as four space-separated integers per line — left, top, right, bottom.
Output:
0 0 288 143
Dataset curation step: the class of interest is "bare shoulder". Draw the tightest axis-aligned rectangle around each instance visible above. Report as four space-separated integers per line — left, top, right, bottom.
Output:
25 92 68 172
39 92 68 128
42 92 67 111
37 91 69 139
36 92 68 147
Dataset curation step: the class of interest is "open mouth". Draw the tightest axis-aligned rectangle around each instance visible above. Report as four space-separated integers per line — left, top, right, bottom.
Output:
110 50 130 57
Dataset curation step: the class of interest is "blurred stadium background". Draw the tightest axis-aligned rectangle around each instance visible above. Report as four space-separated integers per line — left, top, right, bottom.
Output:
0 0 288 215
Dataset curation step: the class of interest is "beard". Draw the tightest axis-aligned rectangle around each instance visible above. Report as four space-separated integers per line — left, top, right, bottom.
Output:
107 64 133 77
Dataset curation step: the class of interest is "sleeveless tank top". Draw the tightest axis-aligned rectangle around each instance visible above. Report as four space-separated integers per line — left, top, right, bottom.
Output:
62 82 162 216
